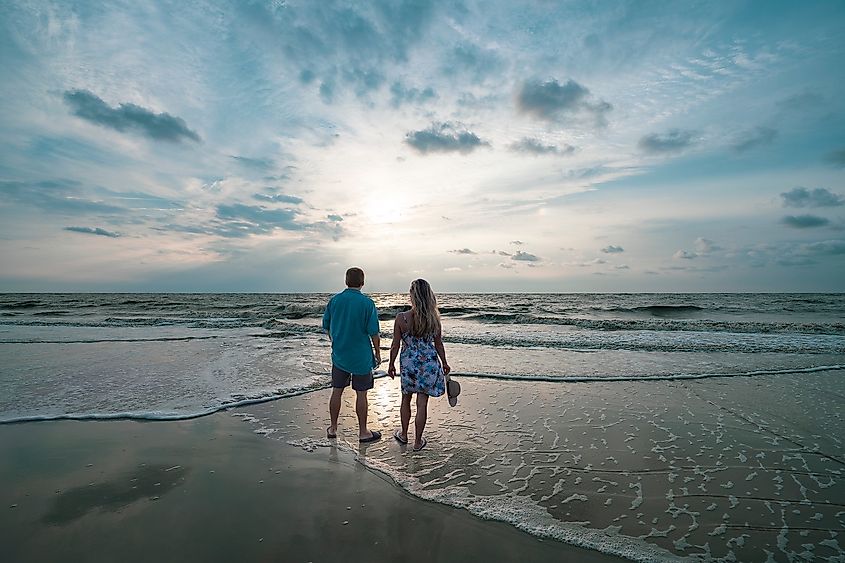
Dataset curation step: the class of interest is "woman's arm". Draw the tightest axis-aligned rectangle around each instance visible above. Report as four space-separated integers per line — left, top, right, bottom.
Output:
387 315 402 378
434 328 450 376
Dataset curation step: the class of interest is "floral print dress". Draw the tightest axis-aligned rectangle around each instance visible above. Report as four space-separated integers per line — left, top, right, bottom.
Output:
399 331 446 397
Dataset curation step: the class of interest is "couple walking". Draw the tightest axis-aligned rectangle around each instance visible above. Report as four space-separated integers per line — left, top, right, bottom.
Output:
322 267 456 452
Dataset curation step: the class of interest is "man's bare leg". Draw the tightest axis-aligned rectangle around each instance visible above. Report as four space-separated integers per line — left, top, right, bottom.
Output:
355 389 373 439
328 387 344 437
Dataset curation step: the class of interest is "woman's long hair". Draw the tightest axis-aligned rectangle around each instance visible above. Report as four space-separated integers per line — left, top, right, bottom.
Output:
409 278 441 338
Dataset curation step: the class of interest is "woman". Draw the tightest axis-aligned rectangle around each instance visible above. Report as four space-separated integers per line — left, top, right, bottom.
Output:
387 279 450 452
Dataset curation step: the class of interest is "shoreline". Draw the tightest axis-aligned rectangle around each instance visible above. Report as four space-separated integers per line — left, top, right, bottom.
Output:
0 408 626 563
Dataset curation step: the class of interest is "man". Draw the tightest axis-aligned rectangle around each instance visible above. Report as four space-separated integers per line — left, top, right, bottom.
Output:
322 267 382 442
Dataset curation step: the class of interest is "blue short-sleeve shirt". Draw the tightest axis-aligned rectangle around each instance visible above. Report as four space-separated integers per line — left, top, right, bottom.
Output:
322 288 380 375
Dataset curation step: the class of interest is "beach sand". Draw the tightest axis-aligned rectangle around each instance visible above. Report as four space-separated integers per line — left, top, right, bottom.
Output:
2 369 843 562
0 409 623 562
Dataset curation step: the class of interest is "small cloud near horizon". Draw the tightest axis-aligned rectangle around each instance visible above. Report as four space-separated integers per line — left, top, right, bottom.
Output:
781 187 843 208
64 226 121 238
601 245 624 253
512 250 540 262
781 214 830 229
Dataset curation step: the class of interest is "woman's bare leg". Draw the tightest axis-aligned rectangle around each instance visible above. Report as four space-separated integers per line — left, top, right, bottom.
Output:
399 393 412 441
414 393 429 449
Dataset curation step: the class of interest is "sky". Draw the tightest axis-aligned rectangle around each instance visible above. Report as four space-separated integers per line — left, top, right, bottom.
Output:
1 0 844 293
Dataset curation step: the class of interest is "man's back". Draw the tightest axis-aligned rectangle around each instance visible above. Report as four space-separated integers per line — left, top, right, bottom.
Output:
322 288 379 375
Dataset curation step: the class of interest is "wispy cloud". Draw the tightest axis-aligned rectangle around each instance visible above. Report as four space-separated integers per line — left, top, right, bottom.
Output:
601 245 624 253
823 149 845 168
62 90 200 143
508 138 575 156
673 250 698 259
449 248 477 255
389 82 436 107
639 130 696 154
0 179 126 215
253 193 305 205
231 156 274 170
694 238 721 254
781 214 830 229
405 122 489 155
732 126 777 153
64 226 120 238
781 187 844 208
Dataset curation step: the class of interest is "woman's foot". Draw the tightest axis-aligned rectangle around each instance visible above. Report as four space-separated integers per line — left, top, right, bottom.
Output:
412 437 427 452
394 429 408 444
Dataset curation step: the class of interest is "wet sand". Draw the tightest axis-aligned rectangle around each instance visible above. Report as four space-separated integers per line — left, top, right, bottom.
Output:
0 411 623 563
236 369 845 562
2 369 843 562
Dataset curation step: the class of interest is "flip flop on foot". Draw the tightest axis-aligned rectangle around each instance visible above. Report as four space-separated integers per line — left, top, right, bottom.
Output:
326 427 337 439
413 437 427 452
393 430 408 444
359 430 381 443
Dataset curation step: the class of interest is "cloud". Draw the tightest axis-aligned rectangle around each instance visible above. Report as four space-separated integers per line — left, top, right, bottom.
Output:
780 187 844 208
0 179 126 215
516 79 612 125
776 91 824 112
673 250 697 259
510 240 524 246
64 226 120 238
693 238 721 254
731 127 777 153
781 214 830 229
601 245 624 253
389 82 437 107
511 250 540 262
62 90 200 143
615 264 630 270
508 138 575 156
823 149 845 168
449 248 477 255
163 200 344 241
216 203 301 229
231 156 274 170
498 262 515 269
800 240 845 256
253 193 304 204
405 122 489 155
444 267 462 272
442 42 504 83
638 129 696 154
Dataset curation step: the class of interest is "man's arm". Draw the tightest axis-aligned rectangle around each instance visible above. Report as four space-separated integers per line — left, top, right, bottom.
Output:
321 298 332 339
371 334 381 366
367 301 381 367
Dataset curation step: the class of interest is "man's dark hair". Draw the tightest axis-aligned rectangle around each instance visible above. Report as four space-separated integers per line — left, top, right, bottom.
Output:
345 267 365 287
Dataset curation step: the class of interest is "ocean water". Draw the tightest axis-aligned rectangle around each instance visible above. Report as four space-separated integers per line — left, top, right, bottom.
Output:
1 293 844 561
0 292 843 422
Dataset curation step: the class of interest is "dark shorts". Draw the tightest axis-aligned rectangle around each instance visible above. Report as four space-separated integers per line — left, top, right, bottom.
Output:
331 365 374 391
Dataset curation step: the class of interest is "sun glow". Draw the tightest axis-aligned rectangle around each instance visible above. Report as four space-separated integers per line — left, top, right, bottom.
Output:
363 195 407 224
